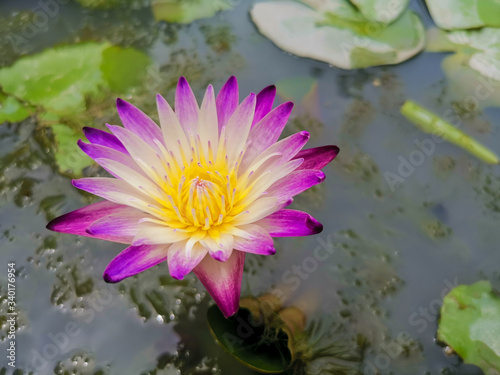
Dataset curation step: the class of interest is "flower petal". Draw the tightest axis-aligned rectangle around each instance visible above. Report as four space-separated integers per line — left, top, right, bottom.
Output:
167 241 208 280
201 233 234 262
103 244 169 283
225 93 256 164
116 98 163 149
82 127 128 154
244 102 294 163
232 224 275 255
257 209 323 237
267 169 325 200
87 210 150 239
132 225 190 245
216 76 239 130
46 201 138 244
77 140 146 178
198 84 219 154
293 145 339 170
252 85 276 127
175 77 199 132
193 250 245 318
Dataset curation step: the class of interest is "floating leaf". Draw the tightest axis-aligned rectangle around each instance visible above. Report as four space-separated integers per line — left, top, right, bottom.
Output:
0 93 31 123
250 0 425 69
427 27 500 109
0 43 110 116
349 0 409 24
101 46 152 93
50 123 93 176
207 305 292 373
401 100 499 164
152 0 233 24
438 281 500 373
425 0 500 30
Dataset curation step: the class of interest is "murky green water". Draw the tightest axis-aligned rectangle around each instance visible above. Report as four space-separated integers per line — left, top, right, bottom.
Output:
1 0 499 374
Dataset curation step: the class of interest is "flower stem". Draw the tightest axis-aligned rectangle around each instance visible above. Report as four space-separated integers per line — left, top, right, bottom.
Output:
401 100 499 164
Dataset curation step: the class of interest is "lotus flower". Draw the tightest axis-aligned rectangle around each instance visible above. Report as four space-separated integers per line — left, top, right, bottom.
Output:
47 77 339 317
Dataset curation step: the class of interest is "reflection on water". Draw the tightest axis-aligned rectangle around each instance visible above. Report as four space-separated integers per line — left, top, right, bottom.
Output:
0 0 498 374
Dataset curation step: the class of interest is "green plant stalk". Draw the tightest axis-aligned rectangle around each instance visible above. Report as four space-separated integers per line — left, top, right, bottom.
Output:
401 100 499 164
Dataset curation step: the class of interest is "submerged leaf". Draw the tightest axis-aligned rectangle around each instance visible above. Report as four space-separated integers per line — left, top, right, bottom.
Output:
50 123 93 176
425 0 500 30
152 0 232 24
250 0 425 69
427 27 500 109
438 281 500 373
349 0 409 24
0 94 31 123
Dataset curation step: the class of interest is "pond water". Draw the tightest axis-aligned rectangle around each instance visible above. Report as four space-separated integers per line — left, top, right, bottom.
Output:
0 0 499 374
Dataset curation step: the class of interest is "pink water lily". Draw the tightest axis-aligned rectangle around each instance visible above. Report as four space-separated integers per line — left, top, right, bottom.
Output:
47 76 339 317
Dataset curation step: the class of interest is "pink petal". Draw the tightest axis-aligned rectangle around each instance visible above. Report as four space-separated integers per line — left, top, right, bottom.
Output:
193 250 245 318
103 244 169 283
77 140 146 178
293 145 339 170
116 98 163 149
46 201 138 244
175 77 199 131
167 241 208 280
232 224 276 255
252 85 276 127
267 169 325 200
82 127 128 154
258 209 323 237
87 210 149 239
216 76 239 130
225 93 256 162
244 102 293 163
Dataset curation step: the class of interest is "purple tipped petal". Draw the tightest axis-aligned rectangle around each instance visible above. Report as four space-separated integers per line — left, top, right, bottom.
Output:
77 140 146 178
46 201 138 244
103 244 169 283
167 241 208 280
252 85 276 127
87 210 148 239
244 102 294 162
232 224 276 255
175 77 199 131
194 250 245 318
293 145 340 170
258 209 323 237
267 169 325 200
82 127 128 154
216 76 239 130
72 178 154 206
116 98 163 149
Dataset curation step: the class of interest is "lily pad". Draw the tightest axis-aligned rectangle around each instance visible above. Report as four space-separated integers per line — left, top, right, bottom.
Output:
101 46 152 93
207 305 292 373
425 0 500 30
250 0 425 69
427 27 500 109
50 123 93 176
0 43 109 115
349 0 409 24
0 93 31 123
152 0 233 24
438 281 500 373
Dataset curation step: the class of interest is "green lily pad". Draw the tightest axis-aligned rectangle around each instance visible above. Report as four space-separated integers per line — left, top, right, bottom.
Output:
152 0 233 24
101 46 152 93
425 0 500 30
50 123 93 176
0 93 31 123
427 27 500 109
0 43 109 116
438 281 500 373
349 0 409 24
250 0 425 69
207 305 292 373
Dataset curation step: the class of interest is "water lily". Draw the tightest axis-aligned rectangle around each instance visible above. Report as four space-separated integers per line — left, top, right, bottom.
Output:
46 76 339 317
